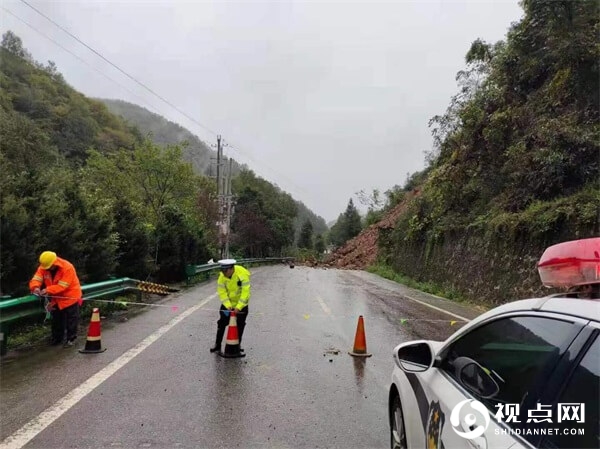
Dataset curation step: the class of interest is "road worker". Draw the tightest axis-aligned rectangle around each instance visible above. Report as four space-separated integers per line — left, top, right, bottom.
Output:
210 259 251 353
29 251 82 347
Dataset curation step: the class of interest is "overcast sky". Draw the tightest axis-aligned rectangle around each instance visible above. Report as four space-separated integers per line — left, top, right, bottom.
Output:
3 0 523 221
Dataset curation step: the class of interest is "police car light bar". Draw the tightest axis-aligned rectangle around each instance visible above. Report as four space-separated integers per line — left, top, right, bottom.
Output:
537 237 600 287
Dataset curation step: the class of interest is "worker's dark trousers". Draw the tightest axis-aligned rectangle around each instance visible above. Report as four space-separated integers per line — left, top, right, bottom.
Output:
214 304 248 347
51 303 80 343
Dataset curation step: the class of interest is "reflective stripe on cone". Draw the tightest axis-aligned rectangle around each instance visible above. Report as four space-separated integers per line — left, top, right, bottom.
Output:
79 308 106 354
218 310 245 358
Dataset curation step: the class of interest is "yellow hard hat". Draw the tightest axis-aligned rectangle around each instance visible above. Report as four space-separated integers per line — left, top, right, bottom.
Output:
39 251 57 269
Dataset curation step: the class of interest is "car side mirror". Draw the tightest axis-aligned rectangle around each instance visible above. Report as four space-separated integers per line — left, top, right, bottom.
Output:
393 341 434 373
454 356 500 398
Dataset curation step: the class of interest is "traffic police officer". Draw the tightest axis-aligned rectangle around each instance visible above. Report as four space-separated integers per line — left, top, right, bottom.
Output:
210 259 251 353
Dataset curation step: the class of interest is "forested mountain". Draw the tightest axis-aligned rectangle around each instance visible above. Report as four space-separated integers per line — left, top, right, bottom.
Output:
293 201 328 244
101 99 243 176
0 34 140 163
0 30 222 293
101 99 329 242
0 31 325 295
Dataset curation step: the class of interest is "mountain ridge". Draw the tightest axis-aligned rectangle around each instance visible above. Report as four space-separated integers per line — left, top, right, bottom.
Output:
101 98 328 236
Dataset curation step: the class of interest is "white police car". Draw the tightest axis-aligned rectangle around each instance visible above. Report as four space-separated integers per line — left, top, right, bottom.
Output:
388 238 599 449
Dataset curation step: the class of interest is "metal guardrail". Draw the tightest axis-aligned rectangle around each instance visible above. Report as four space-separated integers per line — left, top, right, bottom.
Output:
0 277 159 356
184 257 294 285
0 258 293 355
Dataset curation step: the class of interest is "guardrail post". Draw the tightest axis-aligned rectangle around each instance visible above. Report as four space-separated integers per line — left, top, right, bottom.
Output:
0 331 6 357
185 265 196 286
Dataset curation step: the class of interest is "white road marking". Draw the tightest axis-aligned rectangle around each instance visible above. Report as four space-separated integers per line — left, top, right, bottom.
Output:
315 296 332 316
0 294 217 449
403 294 469 322
355 271 471 322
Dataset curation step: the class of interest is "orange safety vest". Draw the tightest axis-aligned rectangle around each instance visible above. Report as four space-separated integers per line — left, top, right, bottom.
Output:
29 257 82 310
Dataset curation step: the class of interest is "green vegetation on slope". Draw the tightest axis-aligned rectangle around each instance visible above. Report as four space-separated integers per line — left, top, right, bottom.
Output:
0 32 328 295
102 99 231 176
379 0 599 304
101 99 329 243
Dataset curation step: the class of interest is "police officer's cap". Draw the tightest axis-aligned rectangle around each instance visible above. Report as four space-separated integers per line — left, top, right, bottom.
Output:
218 259 236 270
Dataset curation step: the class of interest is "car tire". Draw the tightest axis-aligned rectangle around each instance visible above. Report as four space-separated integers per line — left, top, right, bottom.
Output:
390 393 408 449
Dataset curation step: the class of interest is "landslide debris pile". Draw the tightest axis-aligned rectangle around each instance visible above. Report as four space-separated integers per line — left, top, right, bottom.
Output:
324 193 415 270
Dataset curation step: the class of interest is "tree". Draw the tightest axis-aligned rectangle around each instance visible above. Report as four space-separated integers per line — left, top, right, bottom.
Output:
343 199 362 241
112 198 151 279
327 199 363 248
1 31 31 60
293 200 328 244
84 140 201 224
231 195 274 257
230 170 297 257
297 219 314 249
314 234 326 254
327 213 346 248
154 204 209 282
83 139 213 280
356 189 383 211
355 188 381 226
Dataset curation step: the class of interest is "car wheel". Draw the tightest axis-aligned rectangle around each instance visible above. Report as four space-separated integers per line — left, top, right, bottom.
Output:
390 393 407 449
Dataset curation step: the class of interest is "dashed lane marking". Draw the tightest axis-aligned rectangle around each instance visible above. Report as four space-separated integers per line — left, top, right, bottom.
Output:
315 296 332 316
403 294 469 322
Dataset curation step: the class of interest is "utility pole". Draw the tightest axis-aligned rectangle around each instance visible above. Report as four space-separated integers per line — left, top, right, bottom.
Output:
224 158 233 258
215 135 224 259
213 135 232 258
216 135 221 198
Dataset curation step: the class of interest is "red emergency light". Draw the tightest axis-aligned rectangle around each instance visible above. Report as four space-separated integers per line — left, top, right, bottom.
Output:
538 237 600 288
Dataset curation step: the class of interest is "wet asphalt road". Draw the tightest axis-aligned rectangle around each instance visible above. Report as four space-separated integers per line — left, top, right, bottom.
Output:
0 266 482 449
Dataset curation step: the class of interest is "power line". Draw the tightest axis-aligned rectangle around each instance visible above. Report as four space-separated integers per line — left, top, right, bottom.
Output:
224 139 332 206
19 0 218 138
16 0 305 195
14 0 332 213
2 6 165 117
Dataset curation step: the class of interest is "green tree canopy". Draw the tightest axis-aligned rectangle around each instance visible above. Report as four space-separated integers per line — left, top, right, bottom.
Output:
328 199 363 248
314 234 326 254
230 170 297 257
0 32 217 291
298 219 314 249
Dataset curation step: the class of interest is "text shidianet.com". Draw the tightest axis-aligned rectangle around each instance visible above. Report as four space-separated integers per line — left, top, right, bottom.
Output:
495 428 585 437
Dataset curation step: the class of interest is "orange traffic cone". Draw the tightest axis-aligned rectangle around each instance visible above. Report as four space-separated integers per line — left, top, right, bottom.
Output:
79 308 106 353
218 310 245 358
349 315 372 357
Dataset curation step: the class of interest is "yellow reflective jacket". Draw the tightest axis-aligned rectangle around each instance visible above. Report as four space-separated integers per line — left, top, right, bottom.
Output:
217 265 251 310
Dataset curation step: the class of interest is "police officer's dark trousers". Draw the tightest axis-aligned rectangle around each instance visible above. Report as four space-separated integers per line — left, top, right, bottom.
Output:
212 304 248 350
